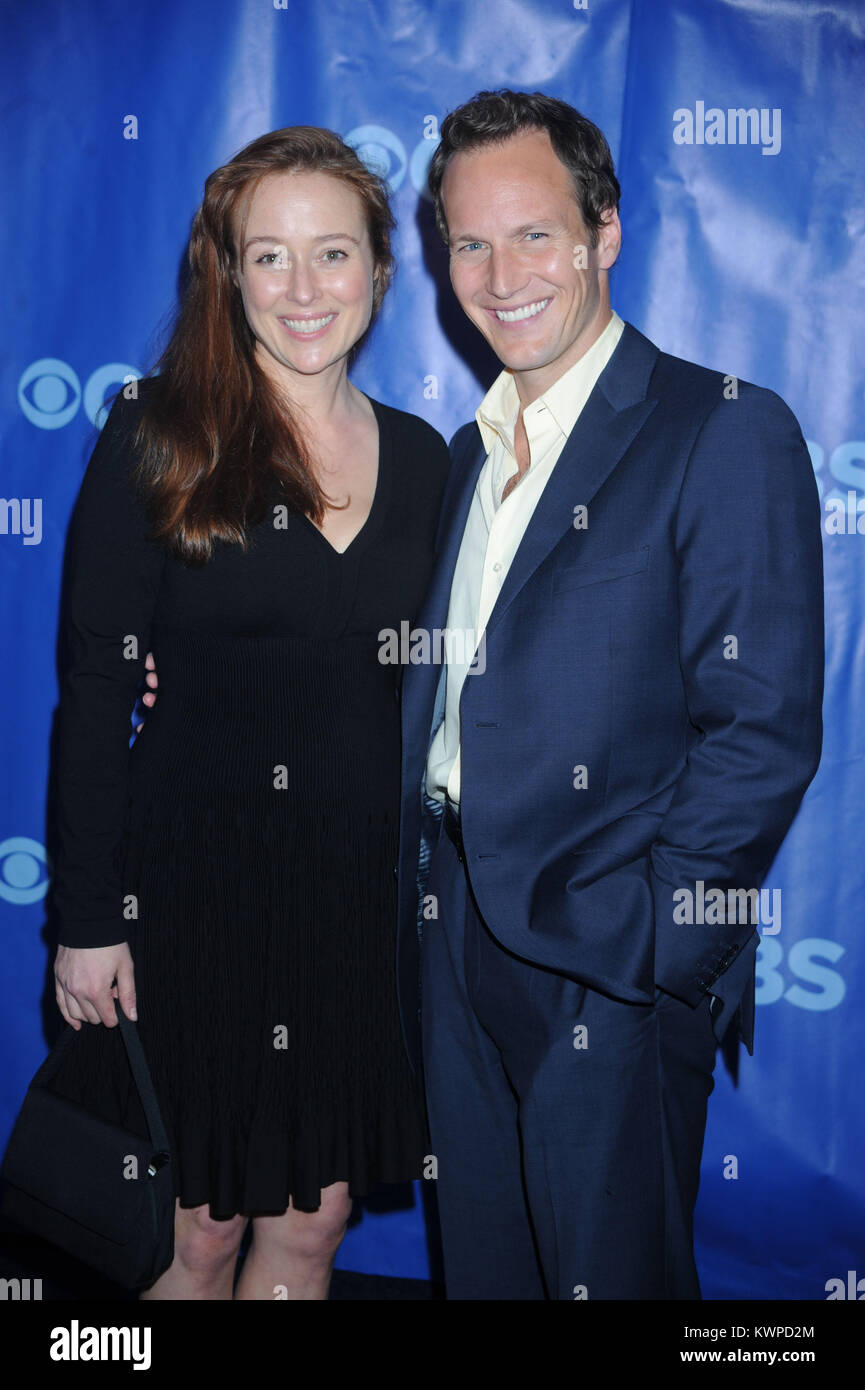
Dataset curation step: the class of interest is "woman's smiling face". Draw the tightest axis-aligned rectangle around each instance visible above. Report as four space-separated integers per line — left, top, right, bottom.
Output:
233 169 376 390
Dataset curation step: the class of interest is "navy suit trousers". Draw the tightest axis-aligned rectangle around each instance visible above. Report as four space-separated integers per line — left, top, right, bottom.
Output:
422 818 718 1300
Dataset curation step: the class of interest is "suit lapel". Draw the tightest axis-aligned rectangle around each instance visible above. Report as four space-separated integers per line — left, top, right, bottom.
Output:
401 426 486 748
485 323 659 641
412 426 486 640
403 322 660 745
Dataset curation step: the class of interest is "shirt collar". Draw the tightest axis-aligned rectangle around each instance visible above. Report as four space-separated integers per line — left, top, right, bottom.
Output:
475 310 625 457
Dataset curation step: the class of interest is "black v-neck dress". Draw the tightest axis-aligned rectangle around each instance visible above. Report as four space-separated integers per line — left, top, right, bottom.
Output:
51 380 450 1215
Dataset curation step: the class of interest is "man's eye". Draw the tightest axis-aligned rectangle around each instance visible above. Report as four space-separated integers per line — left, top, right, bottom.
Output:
460 242 484 253
525 232 547 241
322 248 347 262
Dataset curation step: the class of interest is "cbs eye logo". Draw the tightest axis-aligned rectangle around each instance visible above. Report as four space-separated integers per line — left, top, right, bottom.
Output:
0 837 50 906
343 123 438 199
19 360 140 430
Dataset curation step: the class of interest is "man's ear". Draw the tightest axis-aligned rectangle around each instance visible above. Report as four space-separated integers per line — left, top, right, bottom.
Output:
596 207 622 271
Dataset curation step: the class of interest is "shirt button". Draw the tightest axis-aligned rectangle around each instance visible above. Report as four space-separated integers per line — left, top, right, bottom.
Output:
492 562 502 573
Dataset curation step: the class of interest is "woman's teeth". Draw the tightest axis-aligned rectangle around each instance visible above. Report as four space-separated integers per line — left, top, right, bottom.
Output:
281 313 336 333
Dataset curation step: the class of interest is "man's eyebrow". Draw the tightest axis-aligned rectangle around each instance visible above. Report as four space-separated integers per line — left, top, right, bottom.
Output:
450 232 485 247
243 232 360 250
512 219 557 235
449 220 558 247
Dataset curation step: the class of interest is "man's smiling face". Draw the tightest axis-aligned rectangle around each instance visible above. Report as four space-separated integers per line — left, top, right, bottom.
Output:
441 127 621 402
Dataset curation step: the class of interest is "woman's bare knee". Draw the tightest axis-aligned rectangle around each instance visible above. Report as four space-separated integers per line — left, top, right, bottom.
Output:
175 1204 247 1273
252 1186 351 1262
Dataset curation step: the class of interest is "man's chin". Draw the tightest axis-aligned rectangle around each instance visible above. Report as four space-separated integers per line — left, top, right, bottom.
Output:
488 345 559 375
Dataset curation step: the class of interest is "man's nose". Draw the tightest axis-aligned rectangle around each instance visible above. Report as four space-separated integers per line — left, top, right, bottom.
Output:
486 246 527 301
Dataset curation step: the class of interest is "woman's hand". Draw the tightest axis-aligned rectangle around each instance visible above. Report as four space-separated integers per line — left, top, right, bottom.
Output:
54 942 137 1029
134 650 158 734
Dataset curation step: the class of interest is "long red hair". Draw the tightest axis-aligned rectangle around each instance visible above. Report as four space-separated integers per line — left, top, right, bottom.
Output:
125 126 395 565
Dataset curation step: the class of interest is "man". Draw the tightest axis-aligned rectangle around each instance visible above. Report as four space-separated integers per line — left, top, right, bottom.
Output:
395 89 824 1299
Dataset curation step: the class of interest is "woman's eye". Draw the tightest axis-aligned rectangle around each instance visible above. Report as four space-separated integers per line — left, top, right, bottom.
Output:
256 252 284 266
322 248 347 262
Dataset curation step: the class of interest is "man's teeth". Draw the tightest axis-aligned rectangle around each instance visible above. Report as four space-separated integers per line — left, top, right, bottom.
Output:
495 299 550 323
282 314 335 333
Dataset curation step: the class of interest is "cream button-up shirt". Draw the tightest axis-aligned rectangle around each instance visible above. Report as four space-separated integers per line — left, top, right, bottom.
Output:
425 310 625 807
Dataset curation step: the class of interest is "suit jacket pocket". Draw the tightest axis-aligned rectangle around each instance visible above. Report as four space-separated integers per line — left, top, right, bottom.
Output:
553 544 650 594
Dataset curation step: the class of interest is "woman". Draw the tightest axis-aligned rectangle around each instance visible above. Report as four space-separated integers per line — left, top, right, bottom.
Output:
51 126 449 1299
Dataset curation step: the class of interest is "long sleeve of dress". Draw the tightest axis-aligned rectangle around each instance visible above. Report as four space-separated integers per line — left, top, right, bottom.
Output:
53 385 166 948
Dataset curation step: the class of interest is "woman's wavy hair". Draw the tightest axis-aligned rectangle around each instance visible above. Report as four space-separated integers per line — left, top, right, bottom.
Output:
127 126 395 565
428 89 620 249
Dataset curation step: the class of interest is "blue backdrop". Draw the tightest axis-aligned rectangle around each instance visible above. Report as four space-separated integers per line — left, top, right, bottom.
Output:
1 0 862 1298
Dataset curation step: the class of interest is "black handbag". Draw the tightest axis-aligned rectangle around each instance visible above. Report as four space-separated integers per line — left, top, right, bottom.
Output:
0 1001 175 1291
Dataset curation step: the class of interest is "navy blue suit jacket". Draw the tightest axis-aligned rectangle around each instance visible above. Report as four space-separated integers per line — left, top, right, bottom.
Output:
396 322 824 1074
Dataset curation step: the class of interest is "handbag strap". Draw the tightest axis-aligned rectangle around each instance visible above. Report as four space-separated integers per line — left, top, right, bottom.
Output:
32 1004 171 1155
114 1002 172 1155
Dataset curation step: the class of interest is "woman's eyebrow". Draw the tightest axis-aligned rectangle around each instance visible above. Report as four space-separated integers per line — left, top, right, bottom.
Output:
243 232 361 249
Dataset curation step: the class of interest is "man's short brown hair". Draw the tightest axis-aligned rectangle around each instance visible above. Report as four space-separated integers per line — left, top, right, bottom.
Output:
428 88 621 248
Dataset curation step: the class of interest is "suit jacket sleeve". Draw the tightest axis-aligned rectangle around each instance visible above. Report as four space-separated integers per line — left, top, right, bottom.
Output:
53 388 166 949
650 385 824 1009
